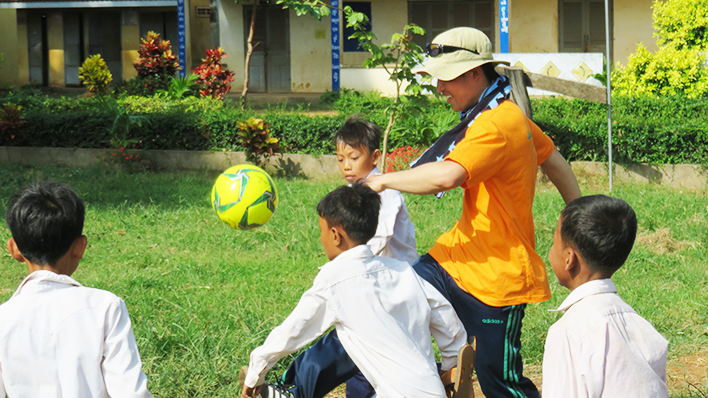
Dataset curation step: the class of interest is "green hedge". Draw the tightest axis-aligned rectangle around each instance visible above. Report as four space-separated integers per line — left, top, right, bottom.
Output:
2 89 707 165
533 95 708 165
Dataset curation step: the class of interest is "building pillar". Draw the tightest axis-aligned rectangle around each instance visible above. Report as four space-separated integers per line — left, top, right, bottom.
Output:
47 10 64 86
121 9 140 81
0 9 20 86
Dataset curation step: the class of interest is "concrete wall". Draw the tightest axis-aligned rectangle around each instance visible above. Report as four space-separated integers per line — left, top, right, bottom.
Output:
340 0 408 94
16 11 29 85
289 8 330 92
121 22 140 81
0 9 20 86
510 0 558 52
189 0 212 69
0 147 704 190
614 0 656 65
218 0 245 93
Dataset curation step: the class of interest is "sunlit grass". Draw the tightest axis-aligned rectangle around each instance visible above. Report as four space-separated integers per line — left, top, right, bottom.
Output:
0 165 705 397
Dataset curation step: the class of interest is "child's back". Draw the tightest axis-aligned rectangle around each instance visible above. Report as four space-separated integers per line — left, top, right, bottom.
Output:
310 247 461 397
542 279 668 397
0 271 151 397
542 195 668 398
242 184 466 398
0 182 151 398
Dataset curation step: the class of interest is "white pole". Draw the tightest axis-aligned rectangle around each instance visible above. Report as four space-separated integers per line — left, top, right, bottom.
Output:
605 0 613 191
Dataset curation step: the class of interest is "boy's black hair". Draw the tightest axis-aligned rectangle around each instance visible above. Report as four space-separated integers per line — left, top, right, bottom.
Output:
560 195 637 273
480 62 500 83
332 115 381 156
317 182 380 245
6 182 85 265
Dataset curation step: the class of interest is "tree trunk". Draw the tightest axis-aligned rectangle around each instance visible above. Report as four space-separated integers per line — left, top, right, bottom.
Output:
241 1 258 109
380 100 398 173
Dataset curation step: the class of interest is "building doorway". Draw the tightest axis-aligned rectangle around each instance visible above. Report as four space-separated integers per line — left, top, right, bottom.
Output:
27 12 48 86
559 0 612 55
243 4 290 93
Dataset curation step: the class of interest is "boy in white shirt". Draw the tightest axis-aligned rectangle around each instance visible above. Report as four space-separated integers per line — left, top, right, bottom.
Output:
543 195 669 398
240 183 469 398
334 115 418 265
281 116 419 398
0 182 152 398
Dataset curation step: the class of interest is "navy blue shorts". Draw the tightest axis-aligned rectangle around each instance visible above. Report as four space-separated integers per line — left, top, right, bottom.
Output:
413 253 539 398
282 253 539 398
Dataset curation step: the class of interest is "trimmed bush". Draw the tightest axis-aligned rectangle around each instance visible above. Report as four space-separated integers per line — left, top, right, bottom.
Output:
3 89 708 166
533 95 708 165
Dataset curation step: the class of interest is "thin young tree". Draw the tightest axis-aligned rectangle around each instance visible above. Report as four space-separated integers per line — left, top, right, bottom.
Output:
238 0 331 108
345 8 432 172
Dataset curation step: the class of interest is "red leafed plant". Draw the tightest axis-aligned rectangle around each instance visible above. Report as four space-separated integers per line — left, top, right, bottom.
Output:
0 103 24 146
193 47 235 100
133 31 180 78
385 146 425 173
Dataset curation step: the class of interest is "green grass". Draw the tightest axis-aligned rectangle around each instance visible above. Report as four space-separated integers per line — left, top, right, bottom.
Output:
0 165 706 397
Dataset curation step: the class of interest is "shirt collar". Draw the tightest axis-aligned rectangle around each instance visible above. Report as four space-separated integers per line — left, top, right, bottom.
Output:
12 270 82 298
319 245 374 269
366 167 380 178
550 278 617 313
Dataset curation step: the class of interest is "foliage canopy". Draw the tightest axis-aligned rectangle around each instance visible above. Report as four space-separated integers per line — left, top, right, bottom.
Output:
612 0 708 98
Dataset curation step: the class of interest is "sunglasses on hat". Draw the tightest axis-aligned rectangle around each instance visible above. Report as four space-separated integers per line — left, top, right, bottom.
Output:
426 43 479 57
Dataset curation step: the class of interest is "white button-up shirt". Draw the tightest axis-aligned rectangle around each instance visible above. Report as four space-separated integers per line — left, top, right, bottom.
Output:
366 168 419 266
542 279 668 398
0 270 152 398
245 245 467 398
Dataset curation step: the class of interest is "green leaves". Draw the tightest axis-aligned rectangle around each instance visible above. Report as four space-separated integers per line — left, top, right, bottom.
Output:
342 9 430 170
274 0 330 19
133 31 180 79
157 74 200 100
653 0 708 50
194 47 235 100
613 0 708 98
79 54 113 95
236 117 282 167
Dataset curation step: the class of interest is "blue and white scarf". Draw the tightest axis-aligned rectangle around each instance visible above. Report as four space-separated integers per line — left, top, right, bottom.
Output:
410 75 512 197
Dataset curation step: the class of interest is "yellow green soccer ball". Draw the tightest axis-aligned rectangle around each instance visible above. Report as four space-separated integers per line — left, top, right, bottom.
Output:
211 164 278 230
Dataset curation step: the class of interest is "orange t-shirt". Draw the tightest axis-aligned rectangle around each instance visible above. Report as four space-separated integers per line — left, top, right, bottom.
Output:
428 100 554 307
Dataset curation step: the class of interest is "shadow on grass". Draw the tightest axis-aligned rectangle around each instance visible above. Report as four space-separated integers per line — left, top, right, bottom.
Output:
0 164 217 212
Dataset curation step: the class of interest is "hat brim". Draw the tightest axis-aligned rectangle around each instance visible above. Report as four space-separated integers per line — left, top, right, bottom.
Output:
415 58 511 81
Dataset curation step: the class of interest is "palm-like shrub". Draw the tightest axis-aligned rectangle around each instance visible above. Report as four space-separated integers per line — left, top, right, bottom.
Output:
134 31 179 78
193 47 235 100
79 54 113 94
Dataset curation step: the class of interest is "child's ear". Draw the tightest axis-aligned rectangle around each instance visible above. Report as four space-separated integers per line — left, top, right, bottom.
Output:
331 226 342 247
71 235 88 260
372 149 381 166
7 238 25 263
564 246 579 272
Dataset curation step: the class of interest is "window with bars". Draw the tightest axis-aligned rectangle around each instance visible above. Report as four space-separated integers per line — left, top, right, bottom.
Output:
408 1 494 51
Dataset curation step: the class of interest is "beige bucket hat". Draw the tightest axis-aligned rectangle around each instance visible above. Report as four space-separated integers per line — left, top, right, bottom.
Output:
415 27 510 81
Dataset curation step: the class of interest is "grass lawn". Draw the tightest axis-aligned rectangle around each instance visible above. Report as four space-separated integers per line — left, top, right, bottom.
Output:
0 164 706 397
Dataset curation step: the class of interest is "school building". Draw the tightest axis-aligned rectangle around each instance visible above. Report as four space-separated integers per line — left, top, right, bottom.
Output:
0 0 658 94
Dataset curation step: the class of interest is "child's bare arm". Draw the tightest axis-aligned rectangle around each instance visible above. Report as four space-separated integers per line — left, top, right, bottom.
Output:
241 385 261 398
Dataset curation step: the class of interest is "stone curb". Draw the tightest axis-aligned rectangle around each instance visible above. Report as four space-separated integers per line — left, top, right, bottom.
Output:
0 147 705 189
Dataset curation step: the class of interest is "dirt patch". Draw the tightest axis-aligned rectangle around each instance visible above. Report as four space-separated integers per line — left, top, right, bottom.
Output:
325 351 708 397
636 227 695 255
668 350 708 396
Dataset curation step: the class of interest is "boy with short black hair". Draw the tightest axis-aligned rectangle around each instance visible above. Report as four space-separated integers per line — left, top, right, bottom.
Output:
240 183 468 398
287 116 419 398
543 195 669 397
0 182 152 398
333 115 418 266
